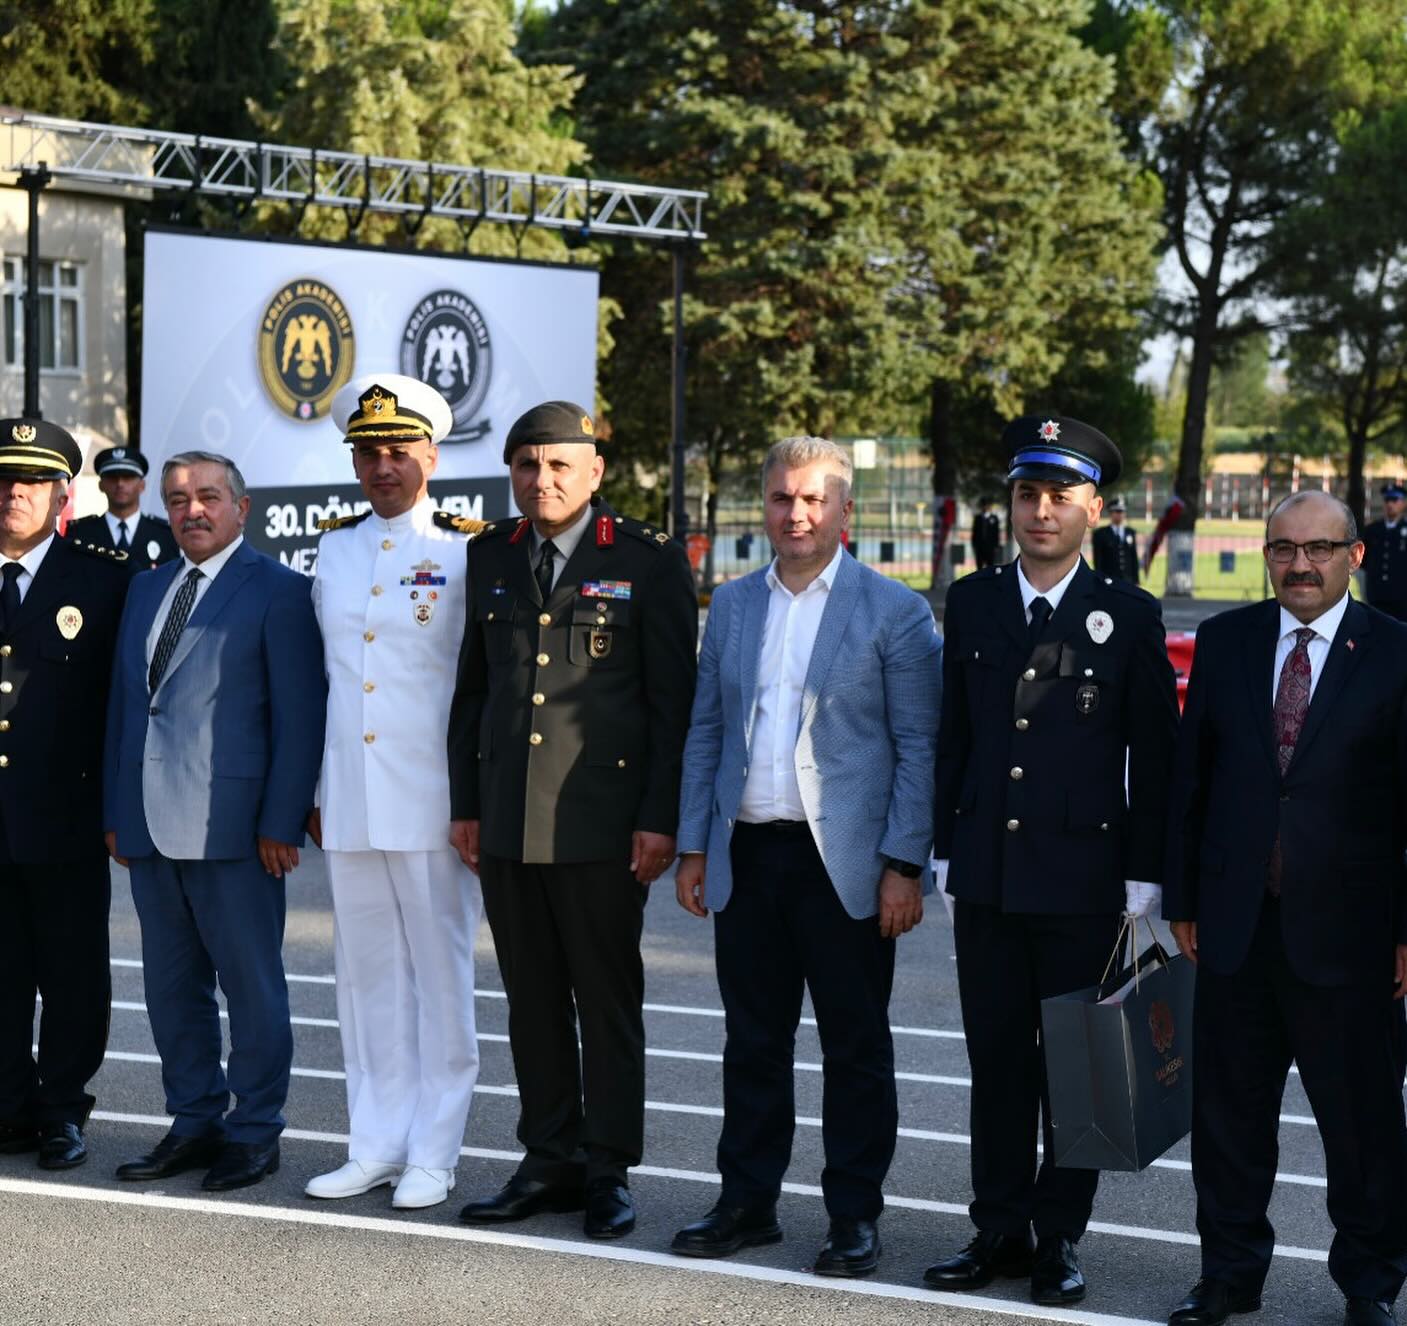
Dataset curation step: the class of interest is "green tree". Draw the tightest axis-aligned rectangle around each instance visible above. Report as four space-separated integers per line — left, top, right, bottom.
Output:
1209 331 1272 429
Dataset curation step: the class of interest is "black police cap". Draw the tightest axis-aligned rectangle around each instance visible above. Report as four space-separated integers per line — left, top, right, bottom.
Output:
1003 415 1122 490
0 417 82 482
1381 482 1405 500
503 400 597 464
95 446 149 478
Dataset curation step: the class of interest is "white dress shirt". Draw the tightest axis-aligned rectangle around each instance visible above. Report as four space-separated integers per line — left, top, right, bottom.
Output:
1272 592 1350 704
105 512 138 547
144 535 243 670
529 503 593 592
0 532 56 605
1015 556 1082 624
737 544 845 824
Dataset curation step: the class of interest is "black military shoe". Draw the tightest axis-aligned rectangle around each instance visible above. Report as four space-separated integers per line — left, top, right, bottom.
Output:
1031 1236 1085 1306
202 1139 279 1191
1168 1278 1264 1324
923 1229 1036 1290
459 1174 586 1224
671 1202 783 1258
583 1178 635 1239
814 1217 880 1278
0 1119 40 1154
37 1122 86 1170
116 1129 224 1181
1344 1300 1396 1326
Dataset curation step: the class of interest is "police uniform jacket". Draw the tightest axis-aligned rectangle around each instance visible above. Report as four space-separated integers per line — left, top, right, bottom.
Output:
0 536 130 861
1361 519 1407 608
971 511 1002 560
314 498 473 853
1092 522 1139 584
448 497 699 866
65 513 178 574
934 558 1179 914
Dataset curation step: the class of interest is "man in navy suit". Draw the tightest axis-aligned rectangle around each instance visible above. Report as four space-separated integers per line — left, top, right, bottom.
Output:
104 451 325 1192
1164 490 1407 1326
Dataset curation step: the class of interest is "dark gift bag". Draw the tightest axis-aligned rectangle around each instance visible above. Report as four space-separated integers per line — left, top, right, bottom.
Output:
1039 918 1195 1171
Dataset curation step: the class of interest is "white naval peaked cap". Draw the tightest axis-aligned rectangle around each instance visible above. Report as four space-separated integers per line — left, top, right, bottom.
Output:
331 372 453 445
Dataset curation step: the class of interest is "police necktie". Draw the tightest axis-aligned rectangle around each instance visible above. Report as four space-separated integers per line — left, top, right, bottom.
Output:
0 562 22 634
115 521 130 553
1027 595 1053 651
148 566 202 693
1266 627 1315 895
535 539 558 602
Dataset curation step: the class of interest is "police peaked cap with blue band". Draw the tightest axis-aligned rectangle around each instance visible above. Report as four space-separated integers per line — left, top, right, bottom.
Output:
0 417 82 482
1382 482 1406 500
1003 415 1122 490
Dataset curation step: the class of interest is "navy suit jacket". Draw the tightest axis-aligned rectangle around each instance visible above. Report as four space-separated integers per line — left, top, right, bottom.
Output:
1164 596 1407 986
103 540 327 861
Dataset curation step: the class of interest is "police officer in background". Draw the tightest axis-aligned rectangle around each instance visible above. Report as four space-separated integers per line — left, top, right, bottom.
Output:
926 417 1179 1307
0 418 130 1170
65 447 178 573
304 374 486 1212
1360 483 1407 621
1091 495 1139 584
448 401 698 1240
971 497 1003 571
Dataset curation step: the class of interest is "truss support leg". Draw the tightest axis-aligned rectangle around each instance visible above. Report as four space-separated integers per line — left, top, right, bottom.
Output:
670 243 688 541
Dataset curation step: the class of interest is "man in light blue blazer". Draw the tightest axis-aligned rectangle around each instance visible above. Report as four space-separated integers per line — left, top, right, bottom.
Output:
103 451 326 1192
670 437 942 1277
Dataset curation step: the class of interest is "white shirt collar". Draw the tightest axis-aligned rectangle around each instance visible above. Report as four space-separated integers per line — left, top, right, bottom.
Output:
1015 556 1082 616
765 542 845 597
2 531 56 580
530 502 594 563
372 495 435 534
106 511 137 540
181 533 244 581
1278 591 1350 646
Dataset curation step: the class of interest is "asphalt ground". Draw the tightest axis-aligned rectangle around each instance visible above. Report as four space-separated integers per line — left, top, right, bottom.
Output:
1 849 1359 1326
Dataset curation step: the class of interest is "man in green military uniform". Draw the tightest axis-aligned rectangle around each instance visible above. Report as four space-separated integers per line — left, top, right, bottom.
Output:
448 400 697 1240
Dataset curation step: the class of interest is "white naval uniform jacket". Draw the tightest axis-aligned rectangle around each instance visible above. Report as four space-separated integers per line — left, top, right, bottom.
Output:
313 497 469 852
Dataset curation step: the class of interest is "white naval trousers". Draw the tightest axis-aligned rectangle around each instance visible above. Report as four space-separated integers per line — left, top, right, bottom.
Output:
327 848 483 1169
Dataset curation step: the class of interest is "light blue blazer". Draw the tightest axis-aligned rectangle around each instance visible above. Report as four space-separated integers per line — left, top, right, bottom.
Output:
677 552 942 919
103 540 327 861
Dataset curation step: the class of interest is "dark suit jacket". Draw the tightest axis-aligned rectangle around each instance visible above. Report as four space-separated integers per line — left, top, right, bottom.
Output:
448 498 698 865
1163 596 1407 986
935 558 1179 914
0 538 129 862
1092 523 1139 584
66 513 179 575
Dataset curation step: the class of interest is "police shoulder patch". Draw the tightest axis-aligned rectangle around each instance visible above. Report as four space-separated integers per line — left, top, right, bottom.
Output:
433 511 488 537
316 511 372 532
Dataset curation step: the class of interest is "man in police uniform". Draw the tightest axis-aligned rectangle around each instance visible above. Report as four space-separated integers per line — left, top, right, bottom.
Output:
0 418 130 1170
305 374 486 1211
1360 483 1407 621
1091 495 1139 584
65 446 179 574
971 497 1003 571
925 417 1179 1306
448 401 697 1239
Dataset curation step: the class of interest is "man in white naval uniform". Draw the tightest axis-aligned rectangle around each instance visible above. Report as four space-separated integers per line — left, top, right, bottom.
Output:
304 373 485 1210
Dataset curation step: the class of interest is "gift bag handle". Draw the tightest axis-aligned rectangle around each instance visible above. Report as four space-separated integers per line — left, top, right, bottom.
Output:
1099 915 1171 998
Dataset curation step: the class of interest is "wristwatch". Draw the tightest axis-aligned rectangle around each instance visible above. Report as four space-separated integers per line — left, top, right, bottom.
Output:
883 857 923 879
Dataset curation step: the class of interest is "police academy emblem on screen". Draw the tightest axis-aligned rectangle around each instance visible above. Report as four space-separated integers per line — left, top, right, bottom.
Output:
400 289 492 442
258 279 355 421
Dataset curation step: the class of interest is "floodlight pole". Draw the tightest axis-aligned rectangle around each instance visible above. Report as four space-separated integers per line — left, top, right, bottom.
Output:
19 164 52 417
670 243 688 540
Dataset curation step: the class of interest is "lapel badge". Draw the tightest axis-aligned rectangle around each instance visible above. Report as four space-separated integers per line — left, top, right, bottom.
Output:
1346 639 1356 651
1085 610 1114 645
1076 683 1100 715
413 601 434 627
56 606 83 640
588 630 612 659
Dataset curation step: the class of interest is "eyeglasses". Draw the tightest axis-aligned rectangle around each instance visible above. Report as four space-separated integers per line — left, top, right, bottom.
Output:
1264 539 1355 563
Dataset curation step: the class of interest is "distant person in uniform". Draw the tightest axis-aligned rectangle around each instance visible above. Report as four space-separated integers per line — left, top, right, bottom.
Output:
926 417 1179 1308
65 447 179 573
1360 483 1407 621
971 497 1002 570
304 374 486 1212
670 436 941 1277
1092 495 1139 584
0 419 129 1171
449 401 698 1240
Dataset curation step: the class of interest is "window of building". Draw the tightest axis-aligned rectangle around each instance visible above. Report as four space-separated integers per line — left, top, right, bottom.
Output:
2 257 83 372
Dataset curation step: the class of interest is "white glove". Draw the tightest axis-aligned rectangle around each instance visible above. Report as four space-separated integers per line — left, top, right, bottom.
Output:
934 858 954 922
1124 879 1162 920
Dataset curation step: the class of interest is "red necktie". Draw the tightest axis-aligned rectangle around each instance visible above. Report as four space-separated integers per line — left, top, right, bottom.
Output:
1267 627 1315 895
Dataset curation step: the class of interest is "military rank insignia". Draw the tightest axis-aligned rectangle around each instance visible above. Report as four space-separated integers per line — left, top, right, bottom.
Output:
580 580 631 600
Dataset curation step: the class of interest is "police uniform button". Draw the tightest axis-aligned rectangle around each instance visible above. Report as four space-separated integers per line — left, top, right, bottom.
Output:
487 612 495 621
617 759 626 768
529 732 543 745
382 539 393 550
0 720 8 732
0 644 10 656
596 616 607 626
532 693 545 705
0 681 11 693
0 755 8 768
1022 668 1036 681
364 630 375 642
364 732 375 744
363 682 375 693
1006 818 1020 831
539 613 551 626
1015 718 1029 731
536 653 550 666
1010 767 1024 780
1099 822 1110 831
371 585 384 596
1084 668 1094 677
1105 577 1113 585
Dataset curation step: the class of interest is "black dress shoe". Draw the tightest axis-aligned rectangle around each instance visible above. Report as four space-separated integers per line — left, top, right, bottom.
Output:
0 1119 40 1154
923 1229 1036 1289
814 1217 880 1278
671 1202 783 1258
116 1129 225 1181
201 1139 279 1192
1345 1299 1396 1325
1031 1236 1085 1306
1168 1278 1264 1324
459 1174 586 1224
583 1178 635 1239
37 1122 86 1170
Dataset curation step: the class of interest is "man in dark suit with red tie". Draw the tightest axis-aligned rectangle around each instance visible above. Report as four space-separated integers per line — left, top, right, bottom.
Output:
1164 490 1407 1326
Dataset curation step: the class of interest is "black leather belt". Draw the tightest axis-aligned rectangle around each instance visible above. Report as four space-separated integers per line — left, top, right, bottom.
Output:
737 819 810 835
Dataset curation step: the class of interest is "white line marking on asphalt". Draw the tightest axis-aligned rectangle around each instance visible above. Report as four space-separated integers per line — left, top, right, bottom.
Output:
0 1176 1186 1326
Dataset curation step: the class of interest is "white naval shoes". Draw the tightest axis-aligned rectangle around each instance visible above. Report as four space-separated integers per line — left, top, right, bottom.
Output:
392 1166 457 1209
305 1159 403 1199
